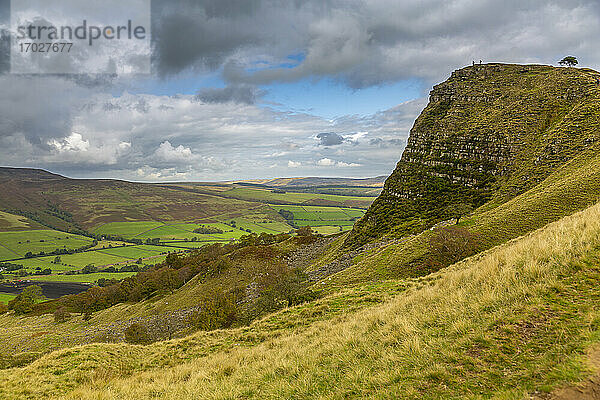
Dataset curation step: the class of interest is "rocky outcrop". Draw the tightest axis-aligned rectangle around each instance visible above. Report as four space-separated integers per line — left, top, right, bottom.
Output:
307 237 408 282
347 63 600 247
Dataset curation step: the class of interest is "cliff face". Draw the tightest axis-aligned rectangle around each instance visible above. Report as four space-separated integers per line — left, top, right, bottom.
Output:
347 63 600 247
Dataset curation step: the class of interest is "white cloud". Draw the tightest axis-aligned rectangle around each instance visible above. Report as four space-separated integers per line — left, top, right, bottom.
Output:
316 158 361 168
48 133 90 152
154 141 195 162
337 161 362 167
317 158 335 166
0 76 423 180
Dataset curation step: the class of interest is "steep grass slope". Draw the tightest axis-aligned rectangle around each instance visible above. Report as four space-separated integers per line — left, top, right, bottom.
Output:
2 200 600 398
348 64 600 247
328 144 600 287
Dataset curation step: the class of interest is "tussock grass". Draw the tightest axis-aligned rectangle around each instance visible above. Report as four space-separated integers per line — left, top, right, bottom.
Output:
3 200 600 398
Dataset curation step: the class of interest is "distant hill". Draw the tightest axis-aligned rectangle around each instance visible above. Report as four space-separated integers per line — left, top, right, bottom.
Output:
0 168 381 232
221 176 385 198
228 176 386 188
0 167 262 232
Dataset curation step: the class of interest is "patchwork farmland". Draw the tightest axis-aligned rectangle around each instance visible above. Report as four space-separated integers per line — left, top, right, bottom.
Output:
0 174 377 292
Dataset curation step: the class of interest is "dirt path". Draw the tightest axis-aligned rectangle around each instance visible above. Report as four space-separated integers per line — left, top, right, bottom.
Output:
534 349 600 399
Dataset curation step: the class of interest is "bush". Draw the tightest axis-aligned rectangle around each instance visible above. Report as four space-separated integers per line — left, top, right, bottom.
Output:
188 289 237 331
427 226 481 268
193 225 224 234
242 267 319 324
0 304 8 314
124 323 151 344
54 307 70 323
8 285 44 315
81 264 98 274
295 226 313 236
277 209 294 220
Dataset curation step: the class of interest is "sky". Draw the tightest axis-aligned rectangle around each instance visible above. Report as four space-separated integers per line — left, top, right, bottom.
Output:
1 0 600 181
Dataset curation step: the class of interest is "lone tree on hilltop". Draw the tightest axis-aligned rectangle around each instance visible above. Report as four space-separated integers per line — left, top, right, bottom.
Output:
559 56 578 67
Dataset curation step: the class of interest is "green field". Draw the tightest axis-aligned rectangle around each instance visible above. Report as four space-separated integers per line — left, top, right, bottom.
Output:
311 226 347 235
11 245 188 278
269 205 364 234
1 189 367 285
0 230 93 261
270 205 365 219
0 211 42 232
164 241 229 248
93 219 294 242
94 244 170 258
93 221 165 238
223 187 376 208
0 292 16 304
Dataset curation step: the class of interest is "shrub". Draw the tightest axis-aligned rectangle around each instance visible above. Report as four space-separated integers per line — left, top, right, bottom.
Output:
188 289 237 331
241 267 319 324
8 285 43 315
81 264 98 274
124 323 151 344
277 209 294 220
0 304 8 314
295 226 313 236
193 225 224 234
427 226 481 268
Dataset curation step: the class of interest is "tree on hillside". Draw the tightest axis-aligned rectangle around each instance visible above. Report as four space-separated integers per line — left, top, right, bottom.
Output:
295 226 313 236
446 203 474 224
8 285 44 314
188 289 237 331
559 56 578 67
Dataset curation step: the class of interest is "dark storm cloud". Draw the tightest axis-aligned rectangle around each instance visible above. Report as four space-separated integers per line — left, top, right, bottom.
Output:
150 0 329 76
0 76 88 146
195 85 264 105
317 132 344 146
150 0 600 88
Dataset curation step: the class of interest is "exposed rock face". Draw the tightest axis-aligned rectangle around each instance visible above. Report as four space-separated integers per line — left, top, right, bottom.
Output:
347 63 600 247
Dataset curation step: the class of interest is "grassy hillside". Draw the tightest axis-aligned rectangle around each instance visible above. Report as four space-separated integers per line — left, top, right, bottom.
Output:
2 64 600 398
0 211 44 232
0 168 268 232
327 144 600 287
0 233 329 357
2 196 600 398
348 64 600 247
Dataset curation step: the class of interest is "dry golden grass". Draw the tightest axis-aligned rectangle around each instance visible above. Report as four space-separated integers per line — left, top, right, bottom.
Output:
0 201 596 398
